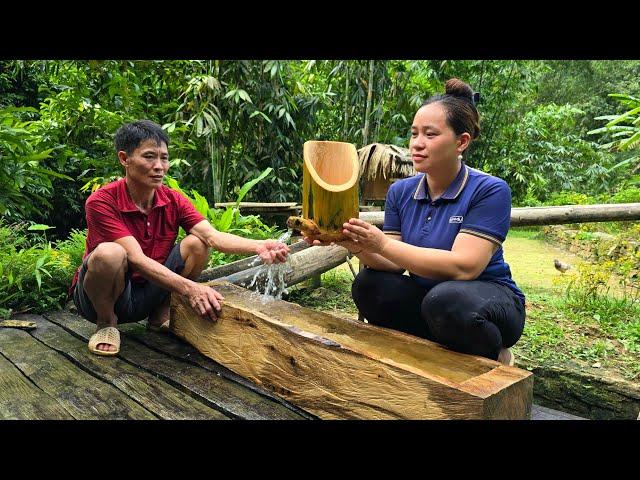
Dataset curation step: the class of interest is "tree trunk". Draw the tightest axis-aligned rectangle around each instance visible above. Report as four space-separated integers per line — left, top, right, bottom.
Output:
199 240 312 282
343 62 350 138
221 244 348 289
362 60 374 147
374 62 386 141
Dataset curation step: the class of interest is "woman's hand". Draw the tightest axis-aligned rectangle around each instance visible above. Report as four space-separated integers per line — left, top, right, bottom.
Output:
340 218 390 255
303 235 362 254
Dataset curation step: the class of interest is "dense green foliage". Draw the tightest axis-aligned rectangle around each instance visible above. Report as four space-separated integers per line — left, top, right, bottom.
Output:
2 59 640 318
2 60 639 239
0 221 84 318
0 169 279 316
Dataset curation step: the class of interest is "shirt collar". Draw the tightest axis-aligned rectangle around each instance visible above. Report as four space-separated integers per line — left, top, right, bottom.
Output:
413 163 469 202
115 178 169 212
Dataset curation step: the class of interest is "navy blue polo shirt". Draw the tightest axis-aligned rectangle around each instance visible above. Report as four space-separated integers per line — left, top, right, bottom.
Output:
383 163 525 304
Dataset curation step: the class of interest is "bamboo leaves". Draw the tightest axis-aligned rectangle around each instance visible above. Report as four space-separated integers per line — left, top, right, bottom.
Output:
589 93 640 172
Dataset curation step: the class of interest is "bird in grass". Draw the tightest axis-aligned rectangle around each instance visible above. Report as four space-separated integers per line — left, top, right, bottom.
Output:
554 259 572 273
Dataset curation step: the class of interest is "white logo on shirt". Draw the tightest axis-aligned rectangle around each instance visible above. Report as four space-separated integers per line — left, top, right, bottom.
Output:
449 216 463 223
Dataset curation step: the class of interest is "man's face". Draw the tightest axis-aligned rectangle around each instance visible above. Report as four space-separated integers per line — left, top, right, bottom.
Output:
119 139 169 189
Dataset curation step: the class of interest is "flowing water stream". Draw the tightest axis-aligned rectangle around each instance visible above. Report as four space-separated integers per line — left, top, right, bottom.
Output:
244 229 294 304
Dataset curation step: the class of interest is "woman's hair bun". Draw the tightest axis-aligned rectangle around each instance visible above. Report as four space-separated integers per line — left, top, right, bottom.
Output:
445 78 473 100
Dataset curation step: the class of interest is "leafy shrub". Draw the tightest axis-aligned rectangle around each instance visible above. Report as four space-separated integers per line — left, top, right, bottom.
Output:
0 221 85 318
610 187 640 203
0 106 72 220
553 262 640 353
165 168 284 267
545 191 595 206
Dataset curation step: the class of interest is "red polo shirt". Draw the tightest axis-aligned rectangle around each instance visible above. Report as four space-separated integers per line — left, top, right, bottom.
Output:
70 178 205 292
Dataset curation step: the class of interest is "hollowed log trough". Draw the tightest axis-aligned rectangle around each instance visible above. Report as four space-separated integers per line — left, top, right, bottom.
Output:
170 282 533 420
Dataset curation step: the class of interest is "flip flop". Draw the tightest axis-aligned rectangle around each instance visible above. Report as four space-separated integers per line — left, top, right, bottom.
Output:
147 319 170 333
88 326 120 356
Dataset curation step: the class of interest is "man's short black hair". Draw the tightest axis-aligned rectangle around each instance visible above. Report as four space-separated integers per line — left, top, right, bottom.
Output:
114 120 170 155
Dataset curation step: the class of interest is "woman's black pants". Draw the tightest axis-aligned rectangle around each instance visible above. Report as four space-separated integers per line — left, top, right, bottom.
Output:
351 268 526 361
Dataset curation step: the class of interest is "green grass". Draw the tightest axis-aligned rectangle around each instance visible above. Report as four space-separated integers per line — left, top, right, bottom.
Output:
505 227 545 240
287 268 359 317
513 282 640 380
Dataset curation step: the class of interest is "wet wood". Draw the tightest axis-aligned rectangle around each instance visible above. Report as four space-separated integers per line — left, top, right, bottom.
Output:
14 314 228 420
46 311 305 420
523 363 640 420
301 140 360 241
359 203 640 228
0 353 74 420
171 282 533 419
0 327 156 420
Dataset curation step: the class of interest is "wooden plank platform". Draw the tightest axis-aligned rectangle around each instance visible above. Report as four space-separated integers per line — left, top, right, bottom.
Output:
0 311 584 420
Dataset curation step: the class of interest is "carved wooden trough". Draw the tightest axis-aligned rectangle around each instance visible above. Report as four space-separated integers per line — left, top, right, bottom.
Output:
170 282 533 420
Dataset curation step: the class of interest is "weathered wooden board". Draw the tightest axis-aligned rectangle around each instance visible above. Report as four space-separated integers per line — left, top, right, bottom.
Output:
0 353 74 420
0 327 156 420
14 314 228 420
171 282 533 420
46 311 305 420
116 320 315 419
530 404 585 420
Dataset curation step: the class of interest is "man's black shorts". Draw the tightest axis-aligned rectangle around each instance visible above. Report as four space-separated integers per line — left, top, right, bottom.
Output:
73 241 185 324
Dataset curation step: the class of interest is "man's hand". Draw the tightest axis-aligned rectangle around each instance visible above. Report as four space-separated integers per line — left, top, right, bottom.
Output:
184 281 225 322
256 240 290 264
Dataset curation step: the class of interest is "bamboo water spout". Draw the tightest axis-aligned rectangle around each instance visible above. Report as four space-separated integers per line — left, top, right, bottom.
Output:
287 141 360 242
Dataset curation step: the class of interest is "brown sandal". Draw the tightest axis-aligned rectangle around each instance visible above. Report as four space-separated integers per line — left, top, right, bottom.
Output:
88 327 120 356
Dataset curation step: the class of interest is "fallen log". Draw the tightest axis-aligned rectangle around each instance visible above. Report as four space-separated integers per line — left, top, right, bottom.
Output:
359 203 640 227
220 244 349 289
199 240 310 282
170 282 533 419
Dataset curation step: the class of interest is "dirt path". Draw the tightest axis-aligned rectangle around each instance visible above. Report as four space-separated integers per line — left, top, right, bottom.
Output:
503 232 630 296
503 233 586 291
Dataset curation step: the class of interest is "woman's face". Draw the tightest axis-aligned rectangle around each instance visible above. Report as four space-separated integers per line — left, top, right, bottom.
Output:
409 103 464 174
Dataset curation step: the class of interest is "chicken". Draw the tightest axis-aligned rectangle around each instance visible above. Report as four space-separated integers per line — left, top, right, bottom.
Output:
554 259 572 273
286 216 347 242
